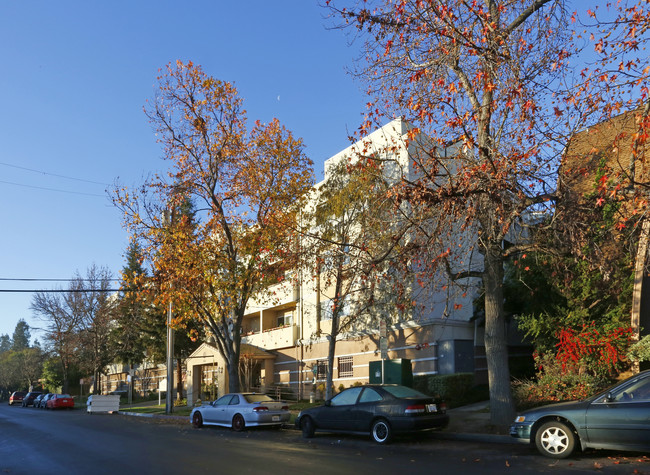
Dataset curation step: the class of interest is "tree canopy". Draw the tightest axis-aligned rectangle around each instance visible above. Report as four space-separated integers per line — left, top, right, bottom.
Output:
114 61 314 392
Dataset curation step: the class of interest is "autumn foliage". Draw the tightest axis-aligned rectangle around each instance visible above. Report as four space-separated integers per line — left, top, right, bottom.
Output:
114 61 313 392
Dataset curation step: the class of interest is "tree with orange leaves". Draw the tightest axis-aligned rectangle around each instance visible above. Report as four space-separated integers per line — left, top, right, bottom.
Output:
551 2 650 357
326 0 596 425
113 61 313 393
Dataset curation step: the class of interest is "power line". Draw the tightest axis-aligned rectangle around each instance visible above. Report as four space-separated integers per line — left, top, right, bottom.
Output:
0 278 122 282
0 161 110 186
0 289 124 293
0 179 108 198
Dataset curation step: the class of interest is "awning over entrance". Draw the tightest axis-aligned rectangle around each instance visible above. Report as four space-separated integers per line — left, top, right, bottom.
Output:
185 342 276 406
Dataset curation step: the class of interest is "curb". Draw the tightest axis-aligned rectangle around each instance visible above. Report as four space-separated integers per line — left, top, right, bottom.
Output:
116 410 526 445
429 431 527 445
118 411 187 422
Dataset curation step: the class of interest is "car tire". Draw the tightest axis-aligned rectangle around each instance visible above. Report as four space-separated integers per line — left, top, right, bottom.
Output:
301 416 315 439
535 421 576 459
232 414 245 432
371 419 392 444
192 412 203 428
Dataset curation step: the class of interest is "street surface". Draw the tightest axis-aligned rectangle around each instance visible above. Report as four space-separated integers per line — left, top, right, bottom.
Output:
1 404 648 474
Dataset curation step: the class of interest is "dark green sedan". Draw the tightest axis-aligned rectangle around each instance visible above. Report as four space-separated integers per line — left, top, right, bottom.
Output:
510 370 650 458
295 385 448 444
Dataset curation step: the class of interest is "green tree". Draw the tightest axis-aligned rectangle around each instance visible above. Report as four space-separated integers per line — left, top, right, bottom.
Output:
305 157 403 400
41 357 64 393
11 319 30 351
112 239 149 366
0 334 11 354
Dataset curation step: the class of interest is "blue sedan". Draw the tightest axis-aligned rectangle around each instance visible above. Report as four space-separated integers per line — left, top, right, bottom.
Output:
511 370 650 458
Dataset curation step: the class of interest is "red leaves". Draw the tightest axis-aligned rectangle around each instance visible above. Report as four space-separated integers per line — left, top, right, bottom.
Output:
555 323 633 375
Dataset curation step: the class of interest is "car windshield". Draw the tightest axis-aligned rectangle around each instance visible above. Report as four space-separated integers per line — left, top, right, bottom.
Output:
59 394 71 398
382 386 429 398
243 394 274 403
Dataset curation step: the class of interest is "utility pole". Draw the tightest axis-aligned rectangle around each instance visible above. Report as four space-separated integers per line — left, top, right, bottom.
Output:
163 208 176 414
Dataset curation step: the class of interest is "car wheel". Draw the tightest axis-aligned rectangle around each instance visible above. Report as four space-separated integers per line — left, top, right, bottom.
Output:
301 416 315 439
192 412 203 428
535 421 576 459
232 414 245 432
371 419 392 444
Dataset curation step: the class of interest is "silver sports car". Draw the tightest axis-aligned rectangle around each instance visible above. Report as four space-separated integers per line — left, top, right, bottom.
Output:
190 393 290 431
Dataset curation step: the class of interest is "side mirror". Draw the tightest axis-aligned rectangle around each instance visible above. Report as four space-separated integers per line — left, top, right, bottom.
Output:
324 400 332 407
604 392 615 403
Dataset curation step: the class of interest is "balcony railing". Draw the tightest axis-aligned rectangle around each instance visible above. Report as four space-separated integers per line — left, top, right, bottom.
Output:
247 280 299 309
242 324 298 350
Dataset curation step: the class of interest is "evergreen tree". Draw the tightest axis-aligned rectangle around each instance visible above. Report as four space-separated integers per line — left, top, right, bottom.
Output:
0 334 11 354
11 320 30 351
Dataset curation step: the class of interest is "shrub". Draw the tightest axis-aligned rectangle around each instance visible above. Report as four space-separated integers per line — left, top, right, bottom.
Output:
555 323 632 379
174 398 187 407
627 335 650 363
512 352 613 410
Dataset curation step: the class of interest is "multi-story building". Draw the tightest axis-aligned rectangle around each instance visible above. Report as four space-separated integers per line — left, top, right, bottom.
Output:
186 119 485 404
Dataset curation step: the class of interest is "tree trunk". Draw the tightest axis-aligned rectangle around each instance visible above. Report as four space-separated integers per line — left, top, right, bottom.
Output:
325 316 338 401
483 243 515 427
176 357 183 400
227 362 240 393
61 356 69 394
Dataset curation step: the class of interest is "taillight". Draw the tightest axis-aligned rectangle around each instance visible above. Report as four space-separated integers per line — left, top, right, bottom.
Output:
253 406 269 412
281 405 289 411
405 404 426 414
439 402 447 413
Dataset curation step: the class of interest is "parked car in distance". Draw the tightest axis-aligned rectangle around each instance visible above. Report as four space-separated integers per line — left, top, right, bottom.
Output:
9 391 26 405
40 394 55 409
511 369 650 458
190 393 290 431
32 393 49 409
295 384 449 444
47 394 74 410
21 391 42 407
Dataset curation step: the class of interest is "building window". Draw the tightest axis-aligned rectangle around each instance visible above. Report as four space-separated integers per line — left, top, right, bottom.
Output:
277 310 293 327
338 356 353 378
316 359 328 379
320 295 351 321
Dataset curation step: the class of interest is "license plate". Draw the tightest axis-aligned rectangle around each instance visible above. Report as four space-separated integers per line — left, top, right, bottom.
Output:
426 404 437 412
62 400 69 403
272 416 280 421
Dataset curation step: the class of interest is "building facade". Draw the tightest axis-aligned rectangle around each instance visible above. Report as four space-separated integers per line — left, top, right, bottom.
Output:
185 120 486 404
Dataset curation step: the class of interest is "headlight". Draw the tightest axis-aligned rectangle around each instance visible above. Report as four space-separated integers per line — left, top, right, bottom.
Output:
514 415 526 423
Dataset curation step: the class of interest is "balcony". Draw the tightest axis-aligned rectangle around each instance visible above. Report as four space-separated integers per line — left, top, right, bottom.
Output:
247 279 299 309
242 324 298 350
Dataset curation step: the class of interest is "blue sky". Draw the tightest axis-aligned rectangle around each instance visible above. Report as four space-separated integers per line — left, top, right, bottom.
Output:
0 1 367 339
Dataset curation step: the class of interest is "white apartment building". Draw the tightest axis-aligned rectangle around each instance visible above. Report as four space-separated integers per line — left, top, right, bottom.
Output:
186 119 485 404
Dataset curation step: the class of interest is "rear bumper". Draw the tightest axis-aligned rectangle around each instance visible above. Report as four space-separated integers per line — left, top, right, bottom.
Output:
246 411 291 426
390 413 450 432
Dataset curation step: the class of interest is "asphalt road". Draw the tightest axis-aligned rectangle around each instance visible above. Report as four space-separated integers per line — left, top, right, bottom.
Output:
1 404 649 474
